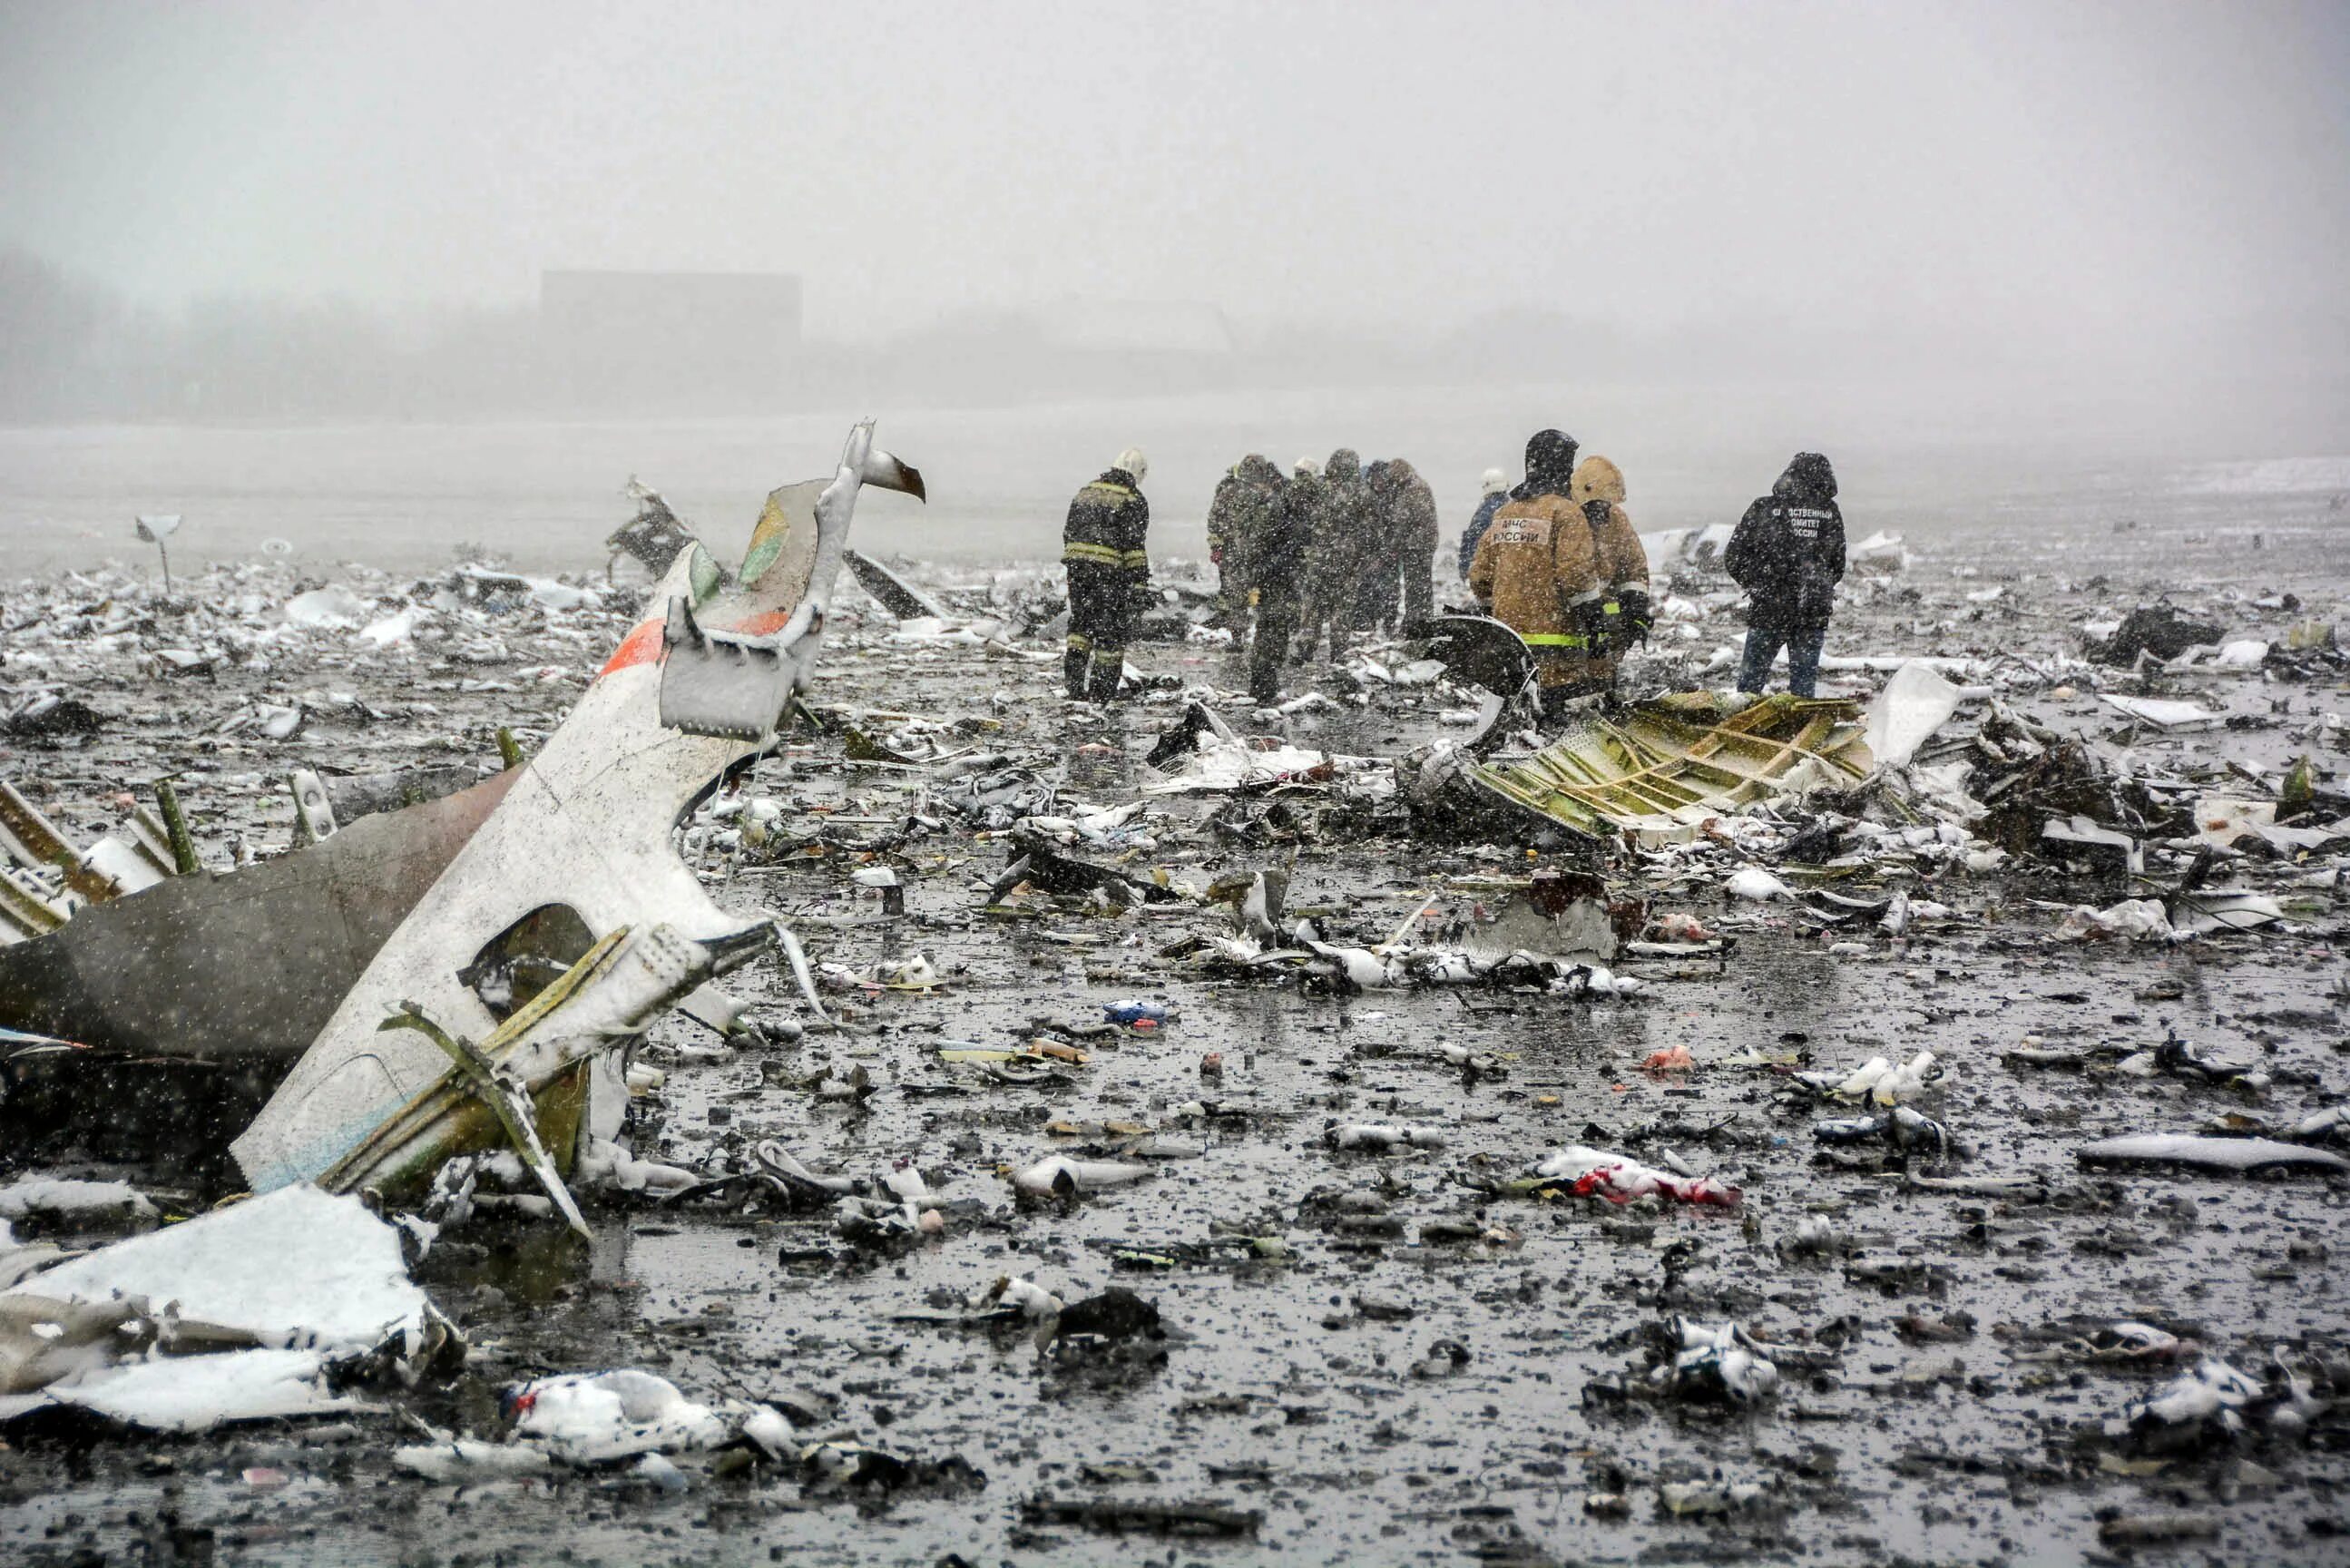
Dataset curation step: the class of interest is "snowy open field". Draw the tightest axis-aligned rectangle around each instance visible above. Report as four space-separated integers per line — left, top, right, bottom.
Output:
4 403 2344 581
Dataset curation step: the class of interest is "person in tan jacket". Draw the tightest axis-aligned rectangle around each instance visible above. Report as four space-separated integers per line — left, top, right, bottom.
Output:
1569 453 1651 667
1468 431 1650 715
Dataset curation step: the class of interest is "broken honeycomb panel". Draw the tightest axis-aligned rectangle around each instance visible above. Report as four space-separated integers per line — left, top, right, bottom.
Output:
1471 695 1874 840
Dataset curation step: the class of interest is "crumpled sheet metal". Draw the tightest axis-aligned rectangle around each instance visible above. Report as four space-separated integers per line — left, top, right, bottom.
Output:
1469 693 1875 845
0 771 518 1061
230 422 917 1194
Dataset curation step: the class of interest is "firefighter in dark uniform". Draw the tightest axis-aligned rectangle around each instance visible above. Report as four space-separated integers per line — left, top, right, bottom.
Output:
1062 447 1152 702
1246 456 1320 704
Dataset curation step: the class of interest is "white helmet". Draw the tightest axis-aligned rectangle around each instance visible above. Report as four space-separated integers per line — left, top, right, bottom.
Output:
1294 456 1320 478
1481 467 1508 496
1115 447 1148 484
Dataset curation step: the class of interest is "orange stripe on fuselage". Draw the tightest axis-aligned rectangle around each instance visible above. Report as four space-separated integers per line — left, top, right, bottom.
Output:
595 610 797 678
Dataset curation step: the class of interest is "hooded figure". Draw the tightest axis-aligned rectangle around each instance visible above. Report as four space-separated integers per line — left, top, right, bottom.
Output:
1207 454 1283 631
1725 452 1844 698
1298 447 1374 658
1362 457 1440 631
1061 452 1153 702
1468 432 1645 710
1458 466 1511 581
1512 429 1579 501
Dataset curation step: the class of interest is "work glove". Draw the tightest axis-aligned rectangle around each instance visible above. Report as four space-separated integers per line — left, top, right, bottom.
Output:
1573 595 1612 652
1209 545 1224 565
1247 588 1261 608
1617 588 1653 645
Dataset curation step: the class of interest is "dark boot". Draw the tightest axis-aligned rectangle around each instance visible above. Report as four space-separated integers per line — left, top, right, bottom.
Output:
1063 645 1090 701
1087 650 1124 704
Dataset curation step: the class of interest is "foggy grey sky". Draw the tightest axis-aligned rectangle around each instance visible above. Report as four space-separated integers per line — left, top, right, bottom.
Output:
3 0 2345 348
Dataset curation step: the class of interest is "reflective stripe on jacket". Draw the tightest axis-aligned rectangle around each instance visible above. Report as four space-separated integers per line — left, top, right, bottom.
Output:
1063 469 1151 580
1466 490 1647 686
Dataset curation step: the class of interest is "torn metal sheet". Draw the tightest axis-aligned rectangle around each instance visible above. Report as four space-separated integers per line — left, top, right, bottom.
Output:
231 422 920 1194
2043 815 2144 877
319 764 488 825
0 869 73 943
0 771 518 1062
1403 614 1537 700
843 548 951 621
2077 1135 2350 1177
3 780 183 910
2 1183 427 1352
607 480 699 580
2100 694 2222 732
319 922 764 1232
4 1347 364 1433
1468 694 1875 845
1862 662 1962 770
1454 870 1622 964
0 1183 437 1431
1404 614 1539 747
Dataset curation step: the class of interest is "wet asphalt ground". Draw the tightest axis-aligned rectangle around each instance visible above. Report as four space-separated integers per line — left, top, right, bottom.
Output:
1 499 2345 1566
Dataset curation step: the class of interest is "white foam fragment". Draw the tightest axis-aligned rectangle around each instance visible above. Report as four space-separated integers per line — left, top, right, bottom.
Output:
38 1348 357 1432
282 588 369 629
3 1184 424 1353
510 1368 727 1465
1724 867 1794 902
0 1179 156 1223
1863 662 1962 769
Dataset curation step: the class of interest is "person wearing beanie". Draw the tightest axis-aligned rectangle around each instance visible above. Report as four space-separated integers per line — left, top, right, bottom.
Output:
1725 452 1845 698
1060 447 1152 702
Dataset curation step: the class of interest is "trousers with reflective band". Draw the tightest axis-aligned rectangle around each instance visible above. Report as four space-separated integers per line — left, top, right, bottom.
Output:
1062 542 1125 566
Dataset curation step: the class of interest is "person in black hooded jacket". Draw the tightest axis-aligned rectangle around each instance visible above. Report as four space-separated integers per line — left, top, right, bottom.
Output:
1725 452 1845 698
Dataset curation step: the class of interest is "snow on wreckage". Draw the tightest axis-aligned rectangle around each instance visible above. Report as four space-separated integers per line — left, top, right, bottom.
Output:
4 444 2350 1547
0 421 924 1233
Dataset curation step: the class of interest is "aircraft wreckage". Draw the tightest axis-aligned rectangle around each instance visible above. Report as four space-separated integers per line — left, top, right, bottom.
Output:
1464 691 1881 847
0 422 923 1232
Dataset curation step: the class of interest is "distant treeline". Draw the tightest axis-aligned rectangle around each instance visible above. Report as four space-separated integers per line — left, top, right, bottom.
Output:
0 248 1799 425
5 248 2343 447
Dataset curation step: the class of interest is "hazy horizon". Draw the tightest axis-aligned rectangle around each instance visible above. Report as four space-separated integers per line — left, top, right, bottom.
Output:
2 3 2345 464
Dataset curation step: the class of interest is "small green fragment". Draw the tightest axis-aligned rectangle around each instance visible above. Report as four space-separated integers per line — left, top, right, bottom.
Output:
2281 754 2315 817
152 779 201 876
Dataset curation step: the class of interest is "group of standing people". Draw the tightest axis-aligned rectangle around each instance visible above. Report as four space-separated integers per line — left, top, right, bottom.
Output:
1464 429 1651 717
1455 438 1848 705
1205 449 1440 704
1059 433 1848 710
